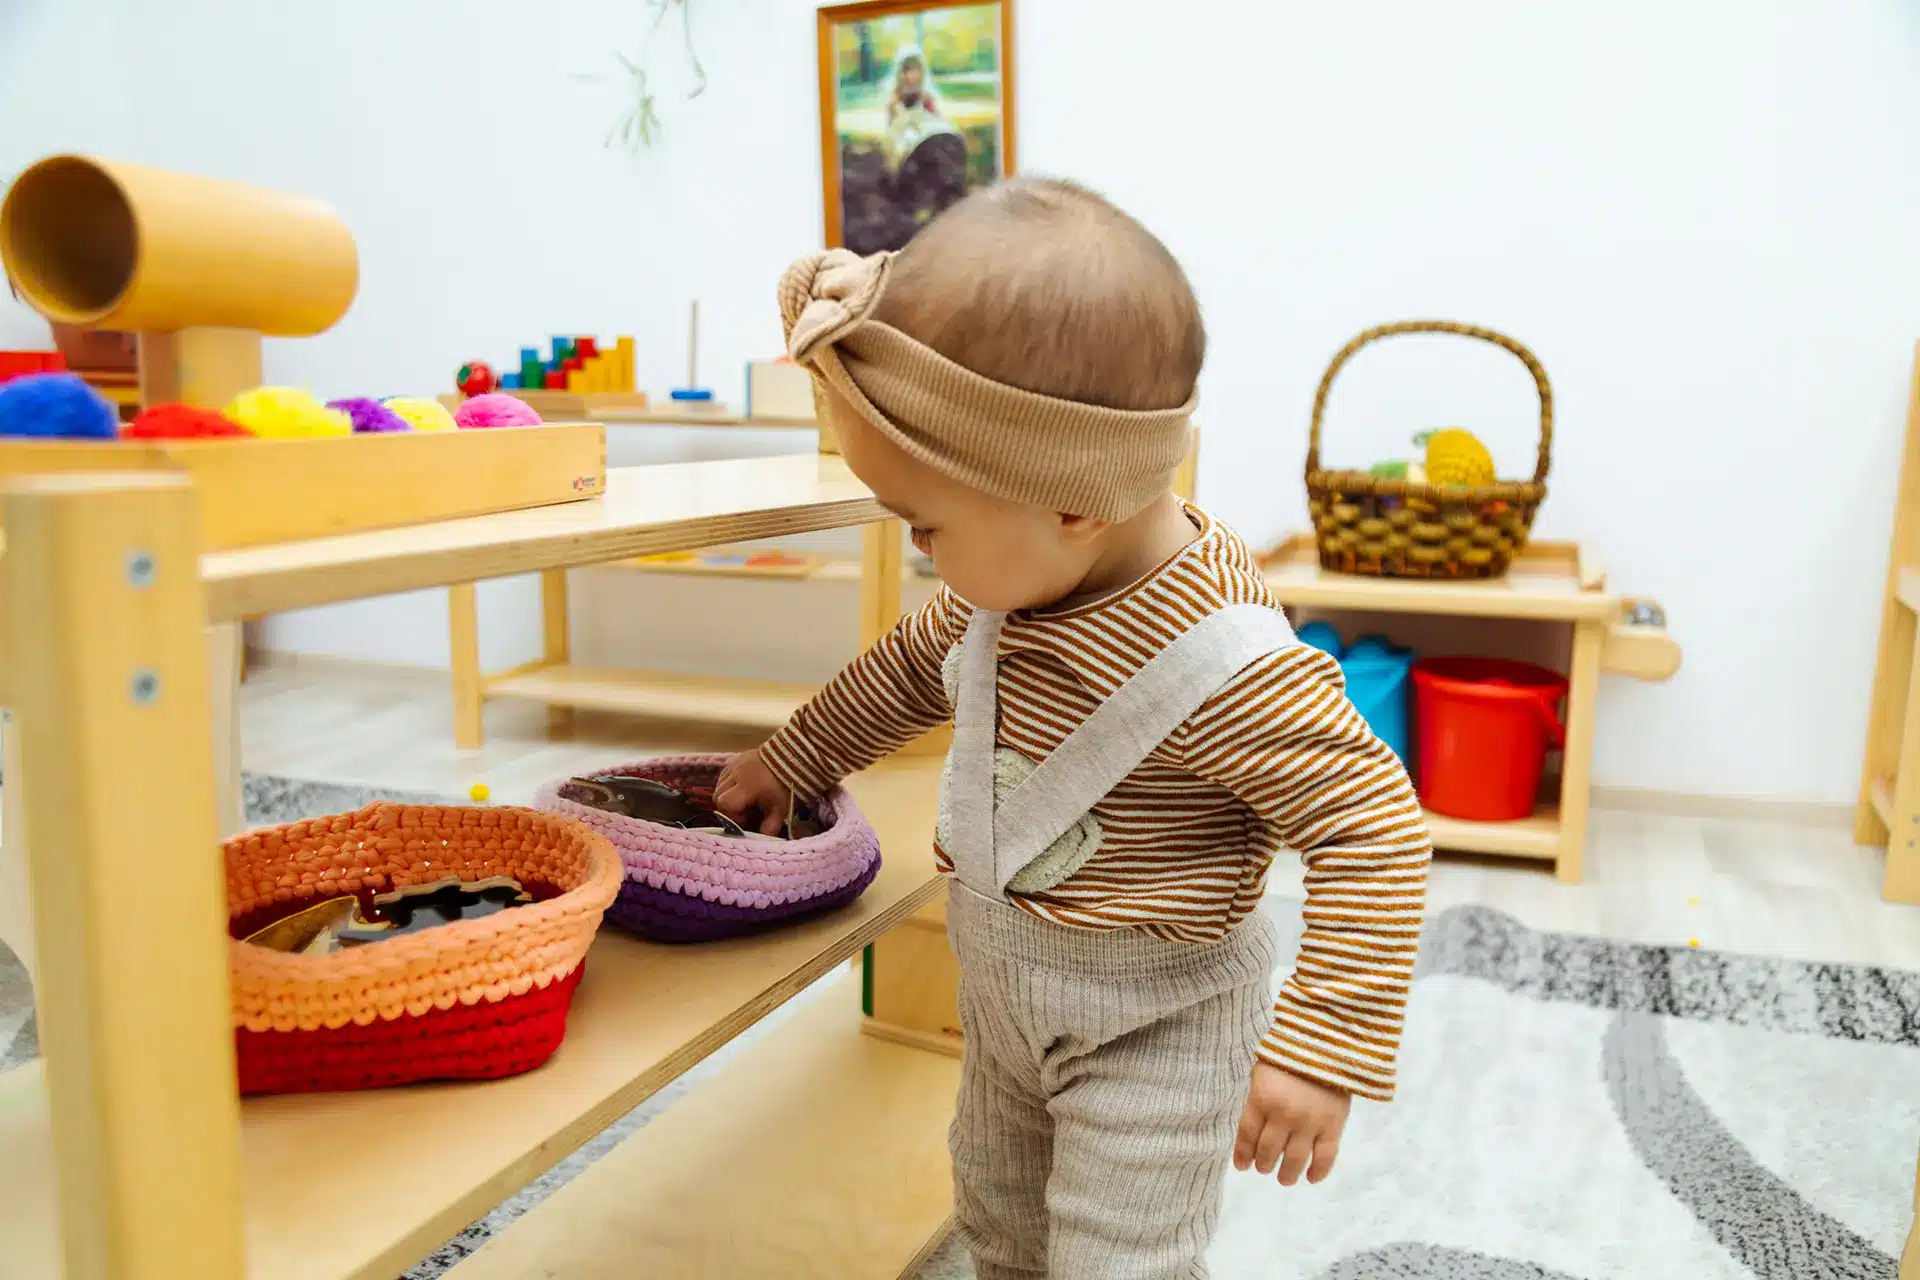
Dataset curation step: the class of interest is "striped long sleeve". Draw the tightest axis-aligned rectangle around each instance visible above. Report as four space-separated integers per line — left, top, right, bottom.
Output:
1181 643 1431 1101
758 587 966 798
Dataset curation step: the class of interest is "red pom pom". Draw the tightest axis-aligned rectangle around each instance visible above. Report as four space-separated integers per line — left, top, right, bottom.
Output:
125 403 251 440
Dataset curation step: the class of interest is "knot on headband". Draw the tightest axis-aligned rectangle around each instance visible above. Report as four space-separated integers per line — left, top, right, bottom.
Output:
779 249 894 365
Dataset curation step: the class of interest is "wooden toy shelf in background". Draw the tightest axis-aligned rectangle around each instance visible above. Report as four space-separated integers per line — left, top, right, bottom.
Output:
442 417 1199 749
1259 534 1681 883
1854 339 1920 905
0 454 969 1280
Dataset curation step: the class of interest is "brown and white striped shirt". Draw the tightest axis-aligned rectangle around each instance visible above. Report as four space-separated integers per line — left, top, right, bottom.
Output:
760 507 1430 1100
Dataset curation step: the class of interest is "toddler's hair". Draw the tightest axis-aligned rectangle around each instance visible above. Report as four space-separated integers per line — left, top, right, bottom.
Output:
873 177 1204 412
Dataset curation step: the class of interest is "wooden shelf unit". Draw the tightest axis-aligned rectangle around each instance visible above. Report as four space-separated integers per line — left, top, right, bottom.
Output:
442 428 1198 752
1855 340 1920 904
1261 535 1681 881
0 459 962 1280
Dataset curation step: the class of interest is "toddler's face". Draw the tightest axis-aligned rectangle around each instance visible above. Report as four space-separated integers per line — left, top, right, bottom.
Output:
827 389 1103 612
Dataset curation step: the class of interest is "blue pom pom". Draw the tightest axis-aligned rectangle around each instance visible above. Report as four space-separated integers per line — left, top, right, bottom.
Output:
0 374 118 440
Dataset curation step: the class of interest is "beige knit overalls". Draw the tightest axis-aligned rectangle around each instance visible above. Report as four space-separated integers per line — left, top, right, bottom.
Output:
939 602 1296 1280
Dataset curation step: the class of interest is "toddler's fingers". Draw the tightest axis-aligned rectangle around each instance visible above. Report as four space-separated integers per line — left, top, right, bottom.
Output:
1232 1105 1261 1171
759 805 787 836
1253 1121 1289 1176
1276 1133 1314 1187
1307 1134 1339 1184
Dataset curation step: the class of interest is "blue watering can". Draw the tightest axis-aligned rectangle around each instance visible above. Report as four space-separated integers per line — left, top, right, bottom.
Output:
1293 624 1414 765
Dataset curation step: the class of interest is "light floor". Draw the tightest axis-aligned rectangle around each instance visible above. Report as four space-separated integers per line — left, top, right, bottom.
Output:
242 657 1920 973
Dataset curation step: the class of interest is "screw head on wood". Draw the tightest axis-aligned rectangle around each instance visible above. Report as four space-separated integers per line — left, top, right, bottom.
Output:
125 551 156 588
130 670 160 704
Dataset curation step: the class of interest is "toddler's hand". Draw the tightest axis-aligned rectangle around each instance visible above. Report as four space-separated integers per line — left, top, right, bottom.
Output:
713 748 793 836
1233 1062 1351 1186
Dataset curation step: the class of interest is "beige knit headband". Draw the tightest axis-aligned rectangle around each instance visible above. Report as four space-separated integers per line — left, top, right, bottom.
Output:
778 248 1195 522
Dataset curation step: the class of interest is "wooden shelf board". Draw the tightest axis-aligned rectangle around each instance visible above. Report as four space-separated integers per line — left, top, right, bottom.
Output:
598 410 818 428
603 551 932 585
447 974 958 1280
200 455 882 622
1424 803 1561 859
0 756 944 1280
1261 535 1617 621
485 664 819 731
1897 568 1920 616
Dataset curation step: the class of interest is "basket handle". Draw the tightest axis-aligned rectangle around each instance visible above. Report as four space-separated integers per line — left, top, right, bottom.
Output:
1305 320 1553 485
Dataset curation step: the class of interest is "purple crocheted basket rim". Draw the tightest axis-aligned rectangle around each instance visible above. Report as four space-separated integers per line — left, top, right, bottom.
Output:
532 754 881 916
606 854 881 943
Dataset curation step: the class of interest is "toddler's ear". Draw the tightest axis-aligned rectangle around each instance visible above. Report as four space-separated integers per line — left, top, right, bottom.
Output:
1057 512 1109 545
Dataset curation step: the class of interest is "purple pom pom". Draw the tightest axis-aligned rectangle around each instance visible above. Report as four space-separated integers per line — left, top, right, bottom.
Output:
326 396 411 433
454 393 542 429
0 373 118 439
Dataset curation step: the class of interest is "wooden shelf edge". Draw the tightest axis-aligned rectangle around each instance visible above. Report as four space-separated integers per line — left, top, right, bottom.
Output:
601 553 931 586
446 976 959 1280
1259 534 1619 621
1898 568 1920 617
1424 803 1561 860
200 456 885 623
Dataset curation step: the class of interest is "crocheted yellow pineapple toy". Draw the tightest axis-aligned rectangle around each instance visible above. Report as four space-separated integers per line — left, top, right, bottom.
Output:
1415 427 1495 487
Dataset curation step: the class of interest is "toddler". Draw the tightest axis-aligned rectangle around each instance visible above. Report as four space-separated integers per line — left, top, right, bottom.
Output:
717 177 1430 1279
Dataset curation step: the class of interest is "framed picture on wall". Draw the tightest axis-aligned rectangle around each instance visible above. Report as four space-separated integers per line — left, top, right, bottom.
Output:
816 0 1016 254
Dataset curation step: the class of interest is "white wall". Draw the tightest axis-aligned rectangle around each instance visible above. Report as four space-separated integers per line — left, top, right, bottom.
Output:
10 0 1920 803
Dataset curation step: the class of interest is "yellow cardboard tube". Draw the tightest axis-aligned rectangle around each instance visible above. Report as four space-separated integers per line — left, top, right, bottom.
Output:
0 155 358 335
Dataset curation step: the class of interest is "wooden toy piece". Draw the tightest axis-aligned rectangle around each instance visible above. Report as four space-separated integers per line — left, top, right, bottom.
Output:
672 300 714 402
746 360 818 421
457 360 497 398
1855 340 1920 905
0 350 65 385
614 336 636 392
0 155 357 410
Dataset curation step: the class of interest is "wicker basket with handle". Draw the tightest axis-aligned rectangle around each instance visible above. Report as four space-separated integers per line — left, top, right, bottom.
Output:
1306 320 1552 579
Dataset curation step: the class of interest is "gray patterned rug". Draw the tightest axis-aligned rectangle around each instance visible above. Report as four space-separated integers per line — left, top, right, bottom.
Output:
3 777 1916 1279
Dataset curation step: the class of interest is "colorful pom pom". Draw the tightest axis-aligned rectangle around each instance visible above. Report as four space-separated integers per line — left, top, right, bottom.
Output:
454 393 542 429
327 396 411 434
382 396 458 433
0 372 118 439
224 387 351 439
124 403 251 439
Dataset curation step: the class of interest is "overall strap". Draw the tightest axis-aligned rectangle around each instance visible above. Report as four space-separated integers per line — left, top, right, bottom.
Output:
944 608 1007 897
989 603 1297 896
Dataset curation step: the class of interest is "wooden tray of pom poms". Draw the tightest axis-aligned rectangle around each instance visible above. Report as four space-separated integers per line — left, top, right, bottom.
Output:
0 423 604 550
1305 320 1551 580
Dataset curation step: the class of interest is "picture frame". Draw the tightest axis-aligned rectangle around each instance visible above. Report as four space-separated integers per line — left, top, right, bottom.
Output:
815 0 1017 254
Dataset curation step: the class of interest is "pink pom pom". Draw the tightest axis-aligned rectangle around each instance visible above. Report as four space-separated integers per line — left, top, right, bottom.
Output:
454 394 542 429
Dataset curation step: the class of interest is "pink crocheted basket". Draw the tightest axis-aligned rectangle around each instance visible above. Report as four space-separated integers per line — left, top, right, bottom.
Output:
532 754 881 943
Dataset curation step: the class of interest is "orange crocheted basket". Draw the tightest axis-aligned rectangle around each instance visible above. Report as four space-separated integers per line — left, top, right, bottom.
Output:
225 803 620 1094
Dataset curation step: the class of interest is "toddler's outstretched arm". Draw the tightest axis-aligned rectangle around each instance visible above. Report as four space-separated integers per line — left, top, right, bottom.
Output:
752 586 967 798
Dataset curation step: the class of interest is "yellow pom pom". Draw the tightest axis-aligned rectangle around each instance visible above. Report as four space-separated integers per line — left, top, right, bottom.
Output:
469 783 490 803
1420 427 1496 487
223 387 351 439
383 396 458 433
